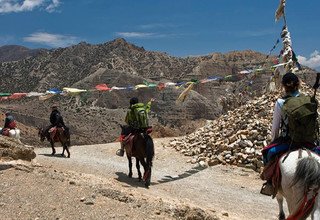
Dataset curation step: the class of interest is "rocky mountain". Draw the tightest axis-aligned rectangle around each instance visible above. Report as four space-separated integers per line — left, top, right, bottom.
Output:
0 38 316 145
0 38 275 92
0 45 46 63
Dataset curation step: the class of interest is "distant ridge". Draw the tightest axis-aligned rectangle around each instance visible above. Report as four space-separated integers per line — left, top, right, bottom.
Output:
0 45 46 62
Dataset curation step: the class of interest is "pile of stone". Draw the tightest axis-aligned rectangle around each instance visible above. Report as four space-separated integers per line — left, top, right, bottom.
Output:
168 83 319 172
0 136 36 161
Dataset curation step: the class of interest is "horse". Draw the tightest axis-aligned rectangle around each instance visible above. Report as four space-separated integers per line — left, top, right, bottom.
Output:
119 125 154 188
38 126 71 158
276 149 320 220
0 127 21 143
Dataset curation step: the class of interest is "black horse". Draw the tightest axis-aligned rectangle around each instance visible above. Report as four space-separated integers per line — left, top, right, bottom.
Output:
120 125 154 188
38 127 71 158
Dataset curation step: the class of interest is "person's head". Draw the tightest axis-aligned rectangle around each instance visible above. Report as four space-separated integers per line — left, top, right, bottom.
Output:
51 104 59 111
129 97 139 106
5 112 11 117
282 72 300 93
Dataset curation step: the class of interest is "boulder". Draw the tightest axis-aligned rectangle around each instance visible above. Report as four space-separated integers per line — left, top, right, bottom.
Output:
0 136 36 161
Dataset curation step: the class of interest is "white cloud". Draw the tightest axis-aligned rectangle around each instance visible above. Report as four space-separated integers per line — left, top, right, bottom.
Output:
45 0 60 12
115 31 181 39
115 32 156 39
23 32 78 47
0 0 60 13
297 50 320 70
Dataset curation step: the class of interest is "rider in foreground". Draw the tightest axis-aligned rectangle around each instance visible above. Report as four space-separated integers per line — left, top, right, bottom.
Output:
261 72 319 196
117 97 154 158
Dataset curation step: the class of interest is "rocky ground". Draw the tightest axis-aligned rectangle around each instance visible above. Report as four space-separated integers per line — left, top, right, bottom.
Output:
0 138 282 220
168 82 320 172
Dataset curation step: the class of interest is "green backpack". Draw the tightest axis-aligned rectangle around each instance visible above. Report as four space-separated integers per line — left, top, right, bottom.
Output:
282 95 319 143
133 105 149 129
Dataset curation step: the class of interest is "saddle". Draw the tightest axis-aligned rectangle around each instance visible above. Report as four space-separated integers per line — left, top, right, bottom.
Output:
49 127 64 142
260 154 283 198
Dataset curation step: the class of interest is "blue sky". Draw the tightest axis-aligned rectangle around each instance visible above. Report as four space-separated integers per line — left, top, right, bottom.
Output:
0 0 319 70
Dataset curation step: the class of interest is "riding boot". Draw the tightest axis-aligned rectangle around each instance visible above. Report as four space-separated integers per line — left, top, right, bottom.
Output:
116 142 125 157
260 180 275 196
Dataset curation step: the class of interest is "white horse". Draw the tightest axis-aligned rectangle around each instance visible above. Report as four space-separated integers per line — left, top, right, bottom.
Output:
276 149 320 220
0 127 21 142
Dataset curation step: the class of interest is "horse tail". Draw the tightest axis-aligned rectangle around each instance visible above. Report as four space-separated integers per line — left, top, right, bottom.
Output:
145 134 154 167
292 156 320 192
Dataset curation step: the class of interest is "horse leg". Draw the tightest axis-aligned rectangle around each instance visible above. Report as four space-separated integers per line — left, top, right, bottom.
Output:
61 143 65 157
127 155 133 178
139 158 151 188
65 144 70 158
145 134 153 188
145 166 151 188
62 140 70 158
276 193 285 220
50 141 56 155
135 158 142 180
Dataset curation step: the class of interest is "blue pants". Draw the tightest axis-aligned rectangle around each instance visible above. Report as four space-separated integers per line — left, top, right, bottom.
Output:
263 143 290 164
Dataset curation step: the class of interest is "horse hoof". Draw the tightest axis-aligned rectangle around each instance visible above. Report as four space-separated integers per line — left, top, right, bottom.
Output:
67 155 70 158
51 153 55 156
279 212 285 220
61 154 65 157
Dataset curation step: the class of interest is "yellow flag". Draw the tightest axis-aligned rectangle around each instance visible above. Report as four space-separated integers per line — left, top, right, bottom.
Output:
177 83 195 102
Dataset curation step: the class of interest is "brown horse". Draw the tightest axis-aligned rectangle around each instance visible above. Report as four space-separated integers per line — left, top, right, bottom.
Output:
120 125 154 188
38 127 71 158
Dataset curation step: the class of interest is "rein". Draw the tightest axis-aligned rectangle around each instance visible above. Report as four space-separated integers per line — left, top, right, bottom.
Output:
287 188 319 220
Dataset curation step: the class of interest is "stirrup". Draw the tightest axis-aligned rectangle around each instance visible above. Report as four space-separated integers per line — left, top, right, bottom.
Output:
116 149 124 157
260 182 274 196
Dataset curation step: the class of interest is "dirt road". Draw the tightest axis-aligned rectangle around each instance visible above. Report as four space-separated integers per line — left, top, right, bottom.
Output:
29 138 282 220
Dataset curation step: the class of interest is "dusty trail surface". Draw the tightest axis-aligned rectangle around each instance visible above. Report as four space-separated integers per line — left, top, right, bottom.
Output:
1 138 281 219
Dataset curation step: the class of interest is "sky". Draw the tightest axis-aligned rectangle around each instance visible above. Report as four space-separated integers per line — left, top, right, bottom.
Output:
0 0 319 70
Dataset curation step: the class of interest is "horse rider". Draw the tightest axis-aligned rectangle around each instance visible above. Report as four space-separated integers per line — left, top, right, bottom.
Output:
45 105 70 137
0 112 16 135
260 72 319 196
116 97 154 157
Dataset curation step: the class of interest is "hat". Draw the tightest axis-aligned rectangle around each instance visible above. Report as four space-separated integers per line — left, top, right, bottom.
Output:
130 97 139 105
51 103 59 109
282 72 299 86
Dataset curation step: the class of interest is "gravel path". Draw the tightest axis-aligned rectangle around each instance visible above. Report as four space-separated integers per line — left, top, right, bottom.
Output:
31 138 283 220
